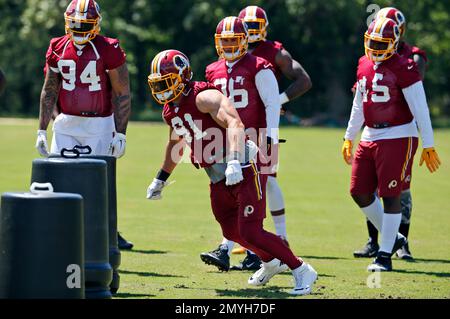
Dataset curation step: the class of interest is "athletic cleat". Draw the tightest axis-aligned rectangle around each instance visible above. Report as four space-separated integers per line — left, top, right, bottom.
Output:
232 246 247 255
290 262 318 296
248 258 289 286
353 239 379 258
396 242 413 260
367 251 392 272
200 245 230 272
231 252 262 271
391 234 408 256
118 232 133 250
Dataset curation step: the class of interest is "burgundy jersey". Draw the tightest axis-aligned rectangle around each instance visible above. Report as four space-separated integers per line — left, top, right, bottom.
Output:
250 40 284 79
162 81 227 168
356 54 422 128
205 53 271 132
46 35 126 117
398 41 428 63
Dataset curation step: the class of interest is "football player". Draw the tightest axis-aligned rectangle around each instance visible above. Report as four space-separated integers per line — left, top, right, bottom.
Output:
227 5 312 268
353 7 428 260
343 17 441 271
146 49 317 295
200 16 282 271
36 0 133 250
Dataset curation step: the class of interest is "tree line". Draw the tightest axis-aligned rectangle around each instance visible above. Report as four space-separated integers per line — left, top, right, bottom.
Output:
0 0 449 126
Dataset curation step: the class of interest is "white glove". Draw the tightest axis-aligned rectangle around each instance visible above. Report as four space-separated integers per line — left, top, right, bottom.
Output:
35 130 49 157
225 160 243 186
110 133 126 158
146 178 168 200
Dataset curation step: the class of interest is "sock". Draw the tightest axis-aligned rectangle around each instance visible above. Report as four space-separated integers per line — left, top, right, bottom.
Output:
399 223 410 238
379 212 402 253
360 197 384 231
272 214 287 240
221 238 235 256
367 219 378 243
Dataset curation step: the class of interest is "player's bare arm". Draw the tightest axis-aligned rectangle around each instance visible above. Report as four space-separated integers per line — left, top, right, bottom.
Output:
275 48 312 101
196 89 245 156
39 66 61 130
413 54 427 79
109 63 131 134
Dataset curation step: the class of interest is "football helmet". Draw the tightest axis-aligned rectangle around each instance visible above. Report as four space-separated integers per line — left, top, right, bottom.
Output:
238 6 269 43
364 17 400 62
64 0 102 45
148 49 193 105
215 16 249 61
376 7 406 37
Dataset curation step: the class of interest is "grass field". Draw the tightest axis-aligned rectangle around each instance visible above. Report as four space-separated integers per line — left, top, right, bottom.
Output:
1 118 449 299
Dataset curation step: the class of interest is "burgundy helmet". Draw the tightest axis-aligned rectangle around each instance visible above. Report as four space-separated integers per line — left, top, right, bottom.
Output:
365 17 400 62
376 7 406 37
238 6 269 43
148 49 193 104
64 0 102 44
215 16 249 61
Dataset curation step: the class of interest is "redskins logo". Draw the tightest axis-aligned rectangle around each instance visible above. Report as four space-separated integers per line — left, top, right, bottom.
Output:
244 205 254 217
404 175 411 183
388 180 398 189
173 55 188 74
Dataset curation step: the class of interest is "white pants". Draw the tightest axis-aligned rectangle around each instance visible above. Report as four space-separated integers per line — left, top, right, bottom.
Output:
50 132 114 156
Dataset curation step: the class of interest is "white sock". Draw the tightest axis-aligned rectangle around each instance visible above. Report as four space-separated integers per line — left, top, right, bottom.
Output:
221 238 235 256
267 176 285 211
361 197 384 231
379 213 402 253
272 214 287 239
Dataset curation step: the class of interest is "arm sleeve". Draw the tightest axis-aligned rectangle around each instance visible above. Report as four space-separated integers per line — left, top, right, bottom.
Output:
255 68 281 143
344 82 365 141
402 81 434 148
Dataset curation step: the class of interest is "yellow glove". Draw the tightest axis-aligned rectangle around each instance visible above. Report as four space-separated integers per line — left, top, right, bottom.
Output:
342 139 353 165
419 147 441 173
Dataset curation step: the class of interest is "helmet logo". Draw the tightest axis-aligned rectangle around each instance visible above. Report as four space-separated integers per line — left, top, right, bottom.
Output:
173 55 189 75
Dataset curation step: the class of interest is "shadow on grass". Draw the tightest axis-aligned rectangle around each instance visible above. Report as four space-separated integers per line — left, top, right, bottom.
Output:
119 269 186 278
215 287 323 298
413 258 450 265
302 255 350 261
114 292 155 298
123 249 168 255
394 269 450 278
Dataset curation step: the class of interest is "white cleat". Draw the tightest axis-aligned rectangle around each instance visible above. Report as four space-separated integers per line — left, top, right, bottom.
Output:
290 262 318 296
248 258 289 286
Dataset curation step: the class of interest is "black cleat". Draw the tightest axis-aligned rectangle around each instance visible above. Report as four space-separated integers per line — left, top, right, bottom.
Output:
396 242 413 260
391 235 408 257
200 245 230 272
230 252 262 271
118 232 134 250
367 251 393 271
353 239 379 258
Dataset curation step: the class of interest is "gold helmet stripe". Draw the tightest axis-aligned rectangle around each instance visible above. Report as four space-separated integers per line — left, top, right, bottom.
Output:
374 17 386 34
246 6 257 19
152 51 164 75
76 0 89 19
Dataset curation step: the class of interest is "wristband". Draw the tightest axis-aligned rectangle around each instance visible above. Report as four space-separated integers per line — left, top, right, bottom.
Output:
279 92 289 105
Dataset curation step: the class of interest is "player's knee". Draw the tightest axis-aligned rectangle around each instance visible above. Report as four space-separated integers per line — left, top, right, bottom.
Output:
382 196 401 212
351 193 375 208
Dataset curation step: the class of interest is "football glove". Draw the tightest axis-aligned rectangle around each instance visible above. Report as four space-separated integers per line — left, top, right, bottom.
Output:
36 130 49 157
225 160 243 186
146 178 169 200
419 147 441 173
110 133 126 158
342 139 353 165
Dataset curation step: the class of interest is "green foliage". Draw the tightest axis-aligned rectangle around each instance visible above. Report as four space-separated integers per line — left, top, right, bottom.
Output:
0 0 449 121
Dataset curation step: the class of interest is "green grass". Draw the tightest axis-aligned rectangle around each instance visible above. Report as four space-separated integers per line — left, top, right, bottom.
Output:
1 118 449 299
